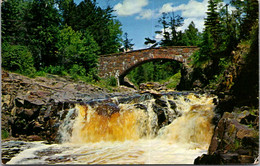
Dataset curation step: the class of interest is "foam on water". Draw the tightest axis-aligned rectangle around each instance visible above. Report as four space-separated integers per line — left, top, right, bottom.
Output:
7 93 216 164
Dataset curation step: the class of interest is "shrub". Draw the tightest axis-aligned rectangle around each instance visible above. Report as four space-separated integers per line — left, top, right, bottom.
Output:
2 43 36 76
69 64 86 76
1 129 9 139
106 76 117 87
43 65 67 76
166 71 182 89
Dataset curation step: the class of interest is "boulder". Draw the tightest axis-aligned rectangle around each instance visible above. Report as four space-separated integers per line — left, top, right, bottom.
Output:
152 104 167 128
196 110 258 165
168 100 177 110
96 103 120 117
155 98 168 107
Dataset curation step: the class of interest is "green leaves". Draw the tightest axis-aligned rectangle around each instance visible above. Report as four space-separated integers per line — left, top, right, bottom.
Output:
2 0 123 82
2 43 36 76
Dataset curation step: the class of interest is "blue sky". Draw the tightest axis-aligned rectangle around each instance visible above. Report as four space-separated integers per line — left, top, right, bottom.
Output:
75 0 233 50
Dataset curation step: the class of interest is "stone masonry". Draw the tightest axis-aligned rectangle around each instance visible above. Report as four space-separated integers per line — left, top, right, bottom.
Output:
98 46 199 83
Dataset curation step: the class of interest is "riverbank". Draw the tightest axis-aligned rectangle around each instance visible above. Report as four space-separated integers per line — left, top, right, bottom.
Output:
1 69 259 164
1 70 137 142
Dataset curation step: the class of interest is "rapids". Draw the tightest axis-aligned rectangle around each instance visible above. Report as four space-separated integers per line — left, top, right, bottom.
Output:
6 92 216 164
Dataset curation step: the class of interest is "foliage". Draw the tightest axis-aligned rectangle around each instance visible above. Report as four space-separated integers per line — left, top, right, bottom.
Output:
127 61 182 86
145 12 201 47
69 64 86 77
121 32 134 52
42 65 67 76
2 43 36 76
1 130 9 139
60 0 123 55
166 71 182 89
23 0 61 68
1 0 123 84
105 76 118 87
187 0 259 90
182 21 201 46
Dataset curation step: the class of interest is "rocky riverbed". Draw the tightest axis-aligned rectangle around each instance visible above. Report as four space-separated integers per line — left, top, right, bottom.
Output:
1 70 259 164
1 70 138 142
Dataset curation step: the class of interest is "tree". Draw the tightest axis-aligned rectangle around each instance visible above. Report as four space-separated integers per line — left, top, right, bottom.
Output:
2 43 36 76
167 12 184 46
144 37 158 48
56 0 77 26
205 0 223 48
230 0 259 40
144 12 185 47
182 21 201 46
56 25 99 76
122 32 134 52
24 0 61 68
62 0 123 55
1 0 29 45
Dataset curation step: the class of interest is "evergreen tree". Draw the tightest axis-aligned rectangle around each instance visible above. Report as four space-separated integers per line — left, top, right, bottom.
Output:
182 21 200 46
122 32 134 52
204 0 223 48
231 0 259 40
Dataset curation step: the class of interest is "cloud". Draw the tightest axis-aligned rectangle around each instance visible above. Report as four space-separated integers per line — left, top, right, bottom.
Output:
114 0 148 16
160 0 208 18
159 3 174 14
157 0 209 32
155 28 171 41
136 9 154 20
177 18 205 32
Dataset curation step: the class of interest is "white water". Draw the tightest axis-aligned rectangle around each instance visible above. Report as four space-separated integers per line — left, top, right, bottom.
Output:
7 93 216 164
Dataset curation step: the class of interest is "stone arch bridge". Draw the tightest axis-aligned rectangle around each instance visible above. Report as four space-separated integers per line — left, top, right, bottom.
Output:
98 46 199 85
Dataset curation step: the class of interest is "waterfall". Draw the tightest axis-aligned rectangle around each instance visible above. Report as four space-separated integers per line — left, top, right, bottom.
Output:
7 92 216 164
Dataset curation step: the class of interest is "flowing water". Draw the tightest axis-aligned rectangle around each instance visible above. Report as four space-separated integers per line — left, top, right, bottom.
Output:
6 92 216 164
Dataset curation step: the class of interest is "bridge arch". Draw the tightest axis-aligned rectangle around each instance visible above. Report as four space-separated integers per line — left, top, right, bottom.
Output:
98 46 198 85
118 58 182 85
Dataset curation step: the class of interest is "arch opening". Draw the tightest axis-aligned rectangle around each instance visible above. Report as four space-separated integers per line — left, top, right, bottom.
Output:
119 58 183 89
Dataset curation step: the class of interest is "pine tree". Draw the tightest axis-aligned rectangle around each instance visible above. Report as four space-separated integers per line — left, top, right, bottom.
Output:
183 21 200 46
204 0 223 48
122 33 134 52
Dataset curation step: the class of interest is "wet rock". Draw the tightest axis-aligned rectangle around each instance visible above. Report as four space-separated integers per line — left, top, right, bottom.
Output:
168 100 177 110
184 97 190 102
194 153 222 165
198 110 259 165
134 104 147 111
238 155 255 163
1 141 35 164
138 93 153 102
27 135 43 141
140 90 162 99
139 82 160 91
96 103 120 117
209 112 257 154
155 98 167 107
152 104 167 128
220 153 239 164
2 70 113 142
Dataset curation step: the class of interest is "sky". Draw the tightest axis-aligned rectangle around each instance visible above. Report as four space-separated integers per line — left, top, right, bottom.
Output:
75 0 232 50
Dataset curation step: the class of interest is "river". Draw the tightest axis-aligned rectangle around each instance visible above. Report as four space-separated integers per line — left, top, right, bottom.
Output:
6 92 216 164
